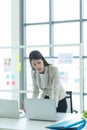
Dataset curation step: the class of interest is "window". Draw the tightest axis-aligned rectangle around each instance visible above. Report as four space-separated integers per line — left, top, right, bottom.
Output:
0 0 11 45
24 0 87 113
26 0 49 23
26 25 49 45
0 0 22 108
54 23 80 44
54 0 80 21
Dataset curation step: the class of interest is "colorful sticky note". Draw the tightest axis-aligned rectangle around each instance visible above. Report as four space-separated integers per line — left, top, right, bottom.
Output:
16 55 20 60
6 81 10 85
6 74 10 79
11 81 15 86
11 74 15 79
16 62 21 72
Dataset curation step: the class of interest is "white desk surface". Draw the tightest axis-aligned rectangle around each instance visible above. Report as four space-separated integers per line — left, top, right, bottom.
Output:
0 113 87 130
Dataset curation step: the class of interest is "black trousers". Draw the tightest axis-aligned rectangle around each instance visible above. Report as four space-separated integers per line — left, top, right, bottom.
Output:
57 97 67 112
44 96 67 113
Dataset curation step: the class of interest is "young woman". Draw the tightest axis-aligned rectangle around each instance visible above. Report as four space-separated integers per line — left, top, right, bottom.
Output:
29 50 67 112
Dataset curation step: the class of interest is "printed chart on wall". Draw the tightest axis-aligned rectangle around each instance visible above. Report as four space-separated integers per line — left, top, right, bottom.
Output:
4 58 16 87
58 53 73 64
3 56 21 88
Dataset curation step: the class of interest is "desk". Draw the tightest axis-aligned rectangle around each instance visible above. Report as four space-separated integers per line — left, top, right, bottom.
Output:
0 113 87 130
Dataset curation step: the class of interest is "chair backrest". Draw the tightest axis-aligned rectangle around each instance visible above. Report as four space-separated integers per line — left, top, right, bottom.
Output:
66 91 73 113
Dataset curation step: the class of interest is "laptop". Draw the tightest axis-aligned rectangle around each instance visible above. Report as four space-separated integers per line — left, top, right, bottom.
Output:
0 99 25 119
25 98 58 121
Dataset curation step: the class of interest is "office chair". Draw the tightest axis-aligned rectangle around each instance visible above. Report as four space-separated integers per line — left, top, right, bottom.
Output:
66 91 73 113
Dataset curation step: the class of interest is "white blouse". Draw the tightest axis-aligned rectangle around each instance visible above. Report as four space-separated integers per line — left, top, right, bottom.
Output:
39 73 48 89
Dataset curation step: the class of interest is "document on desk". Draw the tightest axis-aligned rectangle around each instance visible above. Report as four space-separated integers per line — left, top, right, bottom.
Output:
46 118 86 130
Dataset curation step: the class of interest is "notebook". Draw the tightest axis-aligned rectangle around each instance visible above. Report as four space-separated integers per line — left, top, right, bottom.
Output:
0 99 25 119
25 98 58 121
46 118 86 130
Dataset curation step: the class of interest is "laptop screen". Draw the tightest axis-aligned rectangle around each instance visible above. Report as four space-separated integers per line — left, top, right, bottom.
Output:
25 98 57 121
0 99 20 118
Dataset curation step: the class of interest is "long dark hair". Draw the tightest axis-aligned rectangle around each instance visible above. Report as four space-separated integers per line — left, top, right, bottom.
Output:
29 50 50 69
